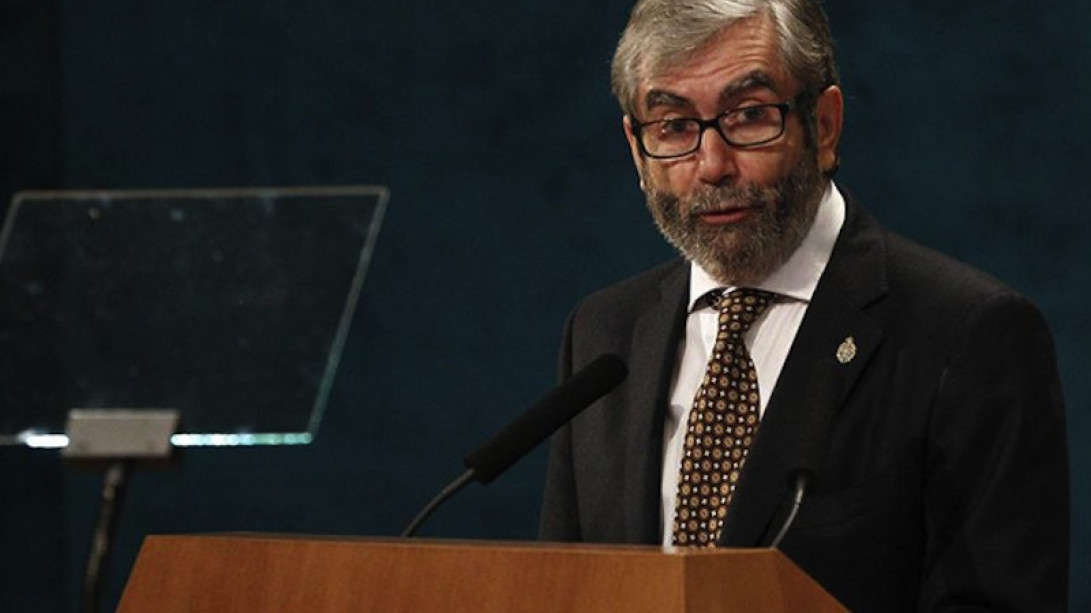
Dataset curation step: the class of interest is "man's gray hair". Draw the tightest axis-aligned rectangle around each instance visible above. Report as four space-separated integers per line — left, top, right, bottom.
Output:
611 0 840 117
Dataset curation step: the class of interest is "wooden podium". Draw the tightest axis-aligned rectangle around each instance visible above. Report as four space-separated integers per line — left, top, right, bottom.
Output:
116 534 847 612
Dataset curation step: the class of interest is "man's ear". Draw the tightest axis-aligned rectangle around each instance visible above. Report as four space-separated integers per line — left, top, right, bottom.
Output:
814 85 844 173
623 115 647 190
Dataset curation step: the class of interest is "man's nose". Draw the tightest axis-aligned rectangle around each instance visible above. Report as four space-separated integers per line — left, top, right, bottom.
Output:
695 125 739 184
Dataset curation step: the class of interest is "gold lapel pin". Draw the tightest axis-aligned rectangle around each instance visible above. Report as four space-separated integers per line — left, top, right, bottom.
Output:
836 336 857 364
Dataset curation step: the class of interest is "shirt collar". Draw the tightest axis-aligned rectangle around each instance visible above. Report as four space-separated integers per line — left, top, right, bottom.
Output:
687 181 846 311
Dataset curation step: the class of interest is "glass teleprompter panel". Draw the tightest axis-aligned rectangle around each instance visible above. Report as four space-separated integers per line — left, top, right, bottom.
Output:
0 186 387 448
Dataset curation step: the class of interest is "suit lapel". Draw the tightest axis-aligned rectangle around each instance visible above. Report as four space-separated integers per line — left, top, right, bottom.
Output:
619 263 689 544
720 198 890 547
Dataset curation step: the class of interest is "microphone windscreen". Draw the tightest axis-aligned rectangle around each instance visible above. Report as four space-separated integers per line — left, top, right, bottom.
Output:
463 354 628 484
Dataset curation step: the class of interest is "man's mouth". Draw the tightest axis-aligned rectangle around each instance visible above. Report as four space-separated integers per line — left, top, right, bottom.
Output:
696 205 759 225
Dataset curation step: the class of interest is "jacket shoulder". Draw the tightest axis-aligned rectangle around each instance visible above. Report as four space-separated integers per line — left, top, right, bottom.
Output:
570 259 685 321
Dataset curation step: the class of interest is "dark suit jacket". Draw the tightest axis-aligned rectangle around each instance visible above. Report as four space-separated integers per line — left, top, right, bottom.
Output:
539 196 1069 612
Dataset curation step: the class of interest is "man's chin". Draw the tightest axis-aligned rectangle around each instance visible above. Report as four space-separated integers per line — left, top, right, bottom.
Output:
683 220 788 285
690 251 775 287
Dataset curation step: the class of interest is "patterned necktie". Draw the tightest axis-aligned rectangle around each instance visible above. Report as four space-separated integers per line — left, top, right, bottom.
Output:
671 287 775 547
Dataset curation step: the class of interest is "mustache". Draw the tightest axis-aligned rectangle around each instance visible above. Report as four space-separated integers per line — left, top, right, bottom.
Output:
680 183 783 215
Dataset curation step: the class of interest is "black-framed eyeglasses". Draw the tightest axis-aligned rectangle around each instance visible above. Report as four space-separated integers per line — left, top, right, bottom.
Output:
631 100 795 159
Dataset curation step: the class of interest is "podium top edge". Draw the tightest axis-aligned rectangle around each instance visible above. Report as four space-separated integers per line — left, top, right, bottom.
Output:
142 533 785 558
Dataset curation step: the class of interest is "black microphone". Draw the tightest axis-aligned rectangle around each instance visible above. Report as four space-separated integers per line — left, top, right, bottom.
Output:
769 359 842 548
401 354 628 537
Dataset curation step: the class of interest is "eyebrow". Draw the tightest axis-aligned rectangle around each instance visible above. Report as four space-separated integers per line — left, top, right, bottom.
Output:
643 89 690 111
719 71 779 103
641 70 783 114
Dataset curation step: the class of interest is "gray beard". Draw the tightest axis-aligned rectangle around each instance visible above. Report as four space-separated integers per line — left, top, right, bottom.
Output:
643 153 826 287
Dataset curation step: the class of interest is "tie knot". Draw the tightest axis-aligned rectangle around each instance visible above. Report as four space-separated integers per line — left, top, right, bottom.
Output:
713 288 775 335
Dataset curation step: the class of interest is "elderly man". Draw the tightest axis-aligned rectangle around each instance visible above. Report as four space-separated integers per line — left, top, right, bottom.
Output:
539 1 1069 611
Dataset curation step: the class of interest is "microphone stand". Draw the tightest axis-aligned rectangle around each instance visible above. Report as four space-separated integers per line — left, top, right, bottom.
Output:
62 409 179 613
400 469 475 538
769 472 808 549
80 460 132 613
769 360 841 549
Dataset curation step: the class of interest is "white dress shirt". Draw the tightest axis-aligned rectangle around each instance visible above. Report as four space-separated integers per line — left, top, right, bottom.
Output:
659 182 846 546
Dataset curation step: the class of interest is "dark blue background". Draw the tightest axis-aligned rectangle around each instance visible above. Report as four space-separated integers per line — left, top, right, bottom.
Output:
2 1 1088 611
